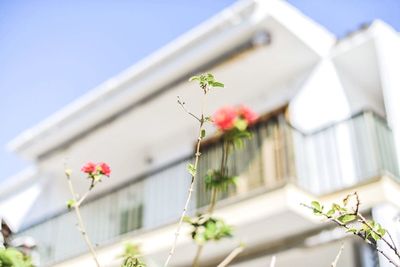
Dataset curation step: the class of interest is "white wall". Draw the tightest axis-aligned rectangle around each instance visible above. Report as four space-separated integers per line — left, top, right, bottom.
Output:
373 22 400 175
288 59 351 132
231 239 358 267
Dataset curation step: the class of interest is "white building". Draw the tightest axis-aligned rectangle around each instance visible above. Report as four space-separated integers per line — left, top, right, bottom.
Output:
1 0 400 266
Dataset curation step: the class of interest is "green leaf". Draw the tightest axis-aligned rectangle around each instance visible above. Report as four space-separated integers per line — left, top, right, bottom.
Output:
235 119 248 131
377 227 386 237
370 231 380 241
204 116 213 122
183 216 192 224
210 81 224 88
66 199 76 209
327 209 335 217
189 73 224 91
346 228 358 234
189 76 200 82
187 163 197 177
0 248 33 267
233 138 244 149
92 174 103 182
189 216 233 244
337 214 356 224
311 201 322 212
364 222 387 241
201 129 206 138
332 203 347 213
64 168 72 177
204 170 237 192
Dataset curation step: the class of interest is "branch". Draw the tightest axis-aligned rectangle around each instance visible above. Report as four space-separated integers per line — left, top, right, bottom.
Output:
331 244 344 267
65 172 101 267
302 204 400 267
357 212 400 259
388 232 399 253
177 96 201 122
350 193 400 260
164 93 208 267
192 245 204 267
364 237 400 267
76 186 96 206
217 245 244 267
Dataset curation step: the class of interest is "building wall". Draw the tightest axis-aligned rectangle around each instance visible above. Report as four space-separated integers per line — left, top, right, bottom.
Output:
231 239 359 267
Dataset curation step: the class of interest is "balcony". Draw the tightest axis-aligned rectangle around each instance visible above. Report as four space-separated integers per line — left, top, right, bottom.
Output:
15 111 399 266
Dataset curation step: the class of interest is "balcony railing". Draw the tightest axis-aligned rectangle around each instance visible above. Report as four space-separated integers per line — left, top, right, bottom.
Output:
15 111 399 266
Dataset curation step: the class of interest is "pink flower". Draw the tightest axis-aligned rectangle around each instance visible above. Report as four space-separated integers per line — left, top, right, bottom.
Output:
213 106 237 131
98 162 111 176
81 162 96 174
237 105 258 125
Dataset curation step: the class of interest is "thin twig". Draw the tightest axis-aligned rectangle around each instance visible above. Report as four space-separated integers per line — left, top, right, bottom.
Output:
336 221 398 266
388 232 399 253
358 213 400 259
76 187 95 206
66 173 101 267
192 244 204 267
364 237 400 267
207 188 218 214
164 93 208 267
217 245 245 267
193 141 227 266
302 204 400 267
269 256 276 267
331 244 344 267
177 96 201 122
347 192 400 261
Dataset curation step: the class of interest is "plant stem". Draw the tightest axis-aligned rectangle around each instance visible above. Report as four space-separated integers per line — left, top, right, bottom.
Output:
331 244 344 267
66 174 100 267
358 213 400 260
77 190 91 206
191 186 217 267
193 140 231 267
208 188 218 213
164 92 208 267
192 244 204 267
303 204 400 267
223 142 230 176
220 140 227 176
217 245 244 267
352 192 400 260
332 219 399 266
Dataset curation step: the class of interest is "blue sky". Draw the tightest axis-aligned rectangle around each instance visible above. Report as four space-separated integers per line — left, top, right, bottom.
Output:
0 0 399 181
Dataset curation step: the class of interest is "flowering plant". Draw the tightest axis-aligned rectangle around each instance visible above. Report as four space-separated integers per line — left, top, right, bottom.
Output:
213 105 258 149
56 73 400 267
213 105 258 132
177 76 259 267
81 162 111 189
64 162 112 267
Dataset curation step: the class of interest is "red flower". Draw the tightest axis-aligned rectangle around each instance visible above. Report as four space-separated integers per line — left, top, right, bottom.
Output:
98 162 111 176
237 105 258 125
81 162 96 174
213 106 237 131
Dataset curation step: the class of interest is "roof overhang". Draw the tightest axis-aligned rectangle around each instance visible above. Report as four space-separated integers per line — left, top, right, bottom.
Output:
7 0 335 160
